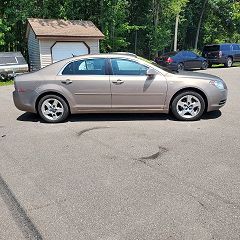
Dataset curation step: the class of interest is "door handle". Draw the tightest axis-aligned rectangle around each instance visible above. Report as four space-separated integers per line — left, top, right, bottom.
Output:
61 79 73 85
112 79 124 85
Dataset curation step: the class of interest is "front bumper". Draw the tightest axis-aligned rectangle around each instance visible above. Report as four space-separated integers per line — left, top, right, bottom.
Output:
207 89 228 112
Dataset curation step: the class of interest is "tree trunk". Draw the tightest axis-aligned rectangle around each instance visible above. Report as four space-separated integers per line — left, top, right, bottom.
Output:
153 0 160 57
194 0 208 50
174 14 179 51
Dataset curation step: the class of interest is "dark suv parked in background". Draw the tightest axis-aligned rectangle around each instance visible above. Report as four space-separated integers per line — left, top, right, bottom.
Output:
202 43 240 67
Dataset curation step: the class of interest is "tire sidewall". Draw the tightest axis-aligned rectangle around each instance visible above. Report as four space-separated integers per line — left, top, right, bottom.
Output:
225 57 233 68
38 95 69 123
201 61 208 70
171 91 205 121
177 63 184 71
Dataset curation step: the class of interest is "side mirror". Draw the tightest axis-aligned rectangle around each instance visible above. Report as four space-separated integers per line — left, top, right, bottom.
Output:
146 68 158 76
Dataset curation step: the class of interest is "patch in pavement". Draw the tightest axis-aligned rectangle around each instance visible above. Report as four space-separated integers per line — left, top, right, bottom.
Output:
136 146 168 165
77 126 110 137
0 174 43 240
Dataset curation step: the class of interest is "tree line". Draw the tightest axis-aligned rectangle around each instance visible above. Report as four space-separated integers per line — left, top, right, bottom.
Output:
0 0 239 59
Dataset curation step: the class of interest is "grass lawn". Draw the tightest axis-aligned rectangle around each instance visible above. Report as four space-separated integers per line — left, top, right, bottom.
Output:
0 80 14 86
212 63 240 68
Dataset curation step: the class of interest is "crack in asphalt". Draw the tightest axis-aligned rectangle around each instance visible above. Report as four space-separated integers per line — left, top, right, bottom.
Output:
77 126 110 137
151 163 240 211
0 174 43 240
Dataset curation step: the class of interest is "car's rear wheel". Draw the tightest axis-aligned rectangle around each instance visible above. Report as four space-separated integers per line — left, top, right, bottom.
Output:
201 61 208 70
171 91 205 121
224 57 233 68
38 95 69 123
177 63 184 71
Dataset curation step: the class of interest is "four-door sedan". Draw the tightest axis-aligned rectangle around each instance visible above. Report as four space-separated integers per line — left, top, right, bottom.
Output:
155 51 208 71
13 53 227 123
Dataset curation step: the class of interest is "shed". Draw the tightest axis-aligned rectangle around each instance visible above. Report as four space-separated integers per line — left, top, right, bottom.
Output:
26 18 104 71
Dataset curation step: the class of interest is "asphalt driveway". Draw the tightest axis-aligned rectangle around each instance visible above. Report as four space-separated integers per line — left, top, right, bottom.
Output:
0 67 240 240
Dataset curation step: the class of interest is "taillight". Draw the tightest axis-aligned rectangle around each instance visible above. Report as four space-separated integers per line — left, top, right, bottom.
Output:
16 87 27 93
166 57 173 63
219 51 222 58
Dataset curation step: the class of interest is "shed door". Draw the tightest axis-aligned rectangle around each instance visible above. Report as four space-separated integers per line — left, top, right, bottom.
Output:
52 42 89 63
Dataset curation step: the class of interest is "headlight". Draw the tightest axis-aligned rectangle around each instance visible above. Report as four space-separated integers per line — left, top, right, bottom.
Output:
209 80 225 90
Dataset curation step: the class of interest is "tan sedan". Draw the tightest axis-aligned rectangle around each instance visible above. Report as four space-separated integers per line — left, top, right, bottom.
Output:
13 53 228 123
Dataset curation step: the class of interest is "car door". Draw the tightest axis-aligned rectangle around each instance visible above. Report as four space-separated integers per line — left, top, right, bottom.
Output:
109 58 167 109
56 58 111 110
183 51 201 69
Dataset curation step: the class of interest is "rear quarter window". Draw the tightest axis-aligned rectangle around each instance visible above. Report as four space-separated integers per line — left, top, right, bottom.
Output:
220 45 231 51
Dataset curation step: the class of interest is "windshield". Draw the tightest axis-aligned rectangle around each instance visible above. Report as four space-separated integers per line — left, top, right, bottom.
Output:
138 56 177 74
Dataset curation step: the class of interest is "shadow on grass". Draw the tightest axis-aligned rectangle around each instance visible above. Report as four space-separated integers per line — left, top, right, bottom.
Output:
17 110 222 123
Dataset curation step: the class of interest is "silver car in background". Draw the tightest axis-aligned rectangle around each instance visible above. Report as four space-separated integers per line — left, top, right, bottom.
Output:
13 53 228 123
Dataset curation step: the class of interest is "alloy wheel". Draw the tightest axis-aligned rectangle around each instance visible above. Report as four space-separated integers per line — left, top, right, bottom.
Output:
176 95 201 119
41 98 64 121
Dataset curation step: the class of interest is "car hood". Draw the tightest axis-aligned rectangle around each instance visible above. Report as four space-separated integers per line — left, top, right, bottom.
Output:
172 71 223 81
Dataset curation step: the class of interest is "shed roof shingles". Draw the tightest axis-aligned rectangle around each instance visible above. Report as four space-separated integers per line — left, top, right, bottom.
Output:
27 18 104 39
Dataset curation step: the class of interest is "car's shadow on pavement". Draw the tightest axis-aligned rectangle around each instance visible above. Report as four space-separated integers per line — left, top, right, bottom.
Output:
17 110 222 123
202 110 222 120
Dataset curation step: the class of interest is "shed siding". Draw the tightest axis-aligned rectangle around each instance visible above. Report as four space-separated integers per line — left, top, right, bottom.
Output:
28 28 41 71
86 40 99 54
39 40 55 68
39 39 100 68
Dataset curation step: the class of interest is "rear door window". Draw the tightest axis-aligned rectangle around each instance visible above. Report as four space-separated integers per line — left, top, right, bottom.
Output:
62 58 106 75
187 51 197 58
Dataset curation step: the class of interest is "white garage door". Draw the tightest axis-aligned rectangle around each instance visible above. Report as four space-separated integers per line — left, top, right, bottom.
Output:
52 42 89 62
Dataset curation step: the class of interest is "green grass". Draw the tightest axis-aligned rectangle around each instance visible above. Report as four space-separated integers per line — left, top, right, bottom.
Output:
0 80 14 86
211 63 240 68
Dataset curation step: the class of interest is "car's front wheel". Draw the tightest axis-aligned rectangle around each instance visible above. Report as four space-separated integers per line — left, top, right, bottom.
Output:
38 95 69 123
171 91 205 121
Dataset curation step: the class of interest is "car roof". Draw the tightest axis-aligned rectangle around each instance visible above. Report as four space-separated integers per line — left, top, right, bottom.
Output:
204 43 236 46
58 53 143 65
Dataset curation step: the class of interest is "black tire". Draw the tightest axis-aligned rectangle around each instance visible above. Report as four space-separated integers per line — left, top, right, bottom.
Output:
224 57 233 68
177 63 184 71
38 94 69 123
201 61 208 70
208 63 212 68
171 91 205 121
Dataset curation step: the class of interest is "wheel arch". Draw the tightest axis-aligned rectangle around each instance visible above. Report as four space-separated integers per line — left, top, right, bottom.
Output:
35 91 71 114
169 87 208 112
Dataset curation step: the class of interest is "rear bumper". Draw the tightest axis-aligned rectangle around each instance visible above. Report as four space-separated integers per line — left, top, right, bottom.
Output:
157 62 178 71
207 57 226 64
13 90 36 113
